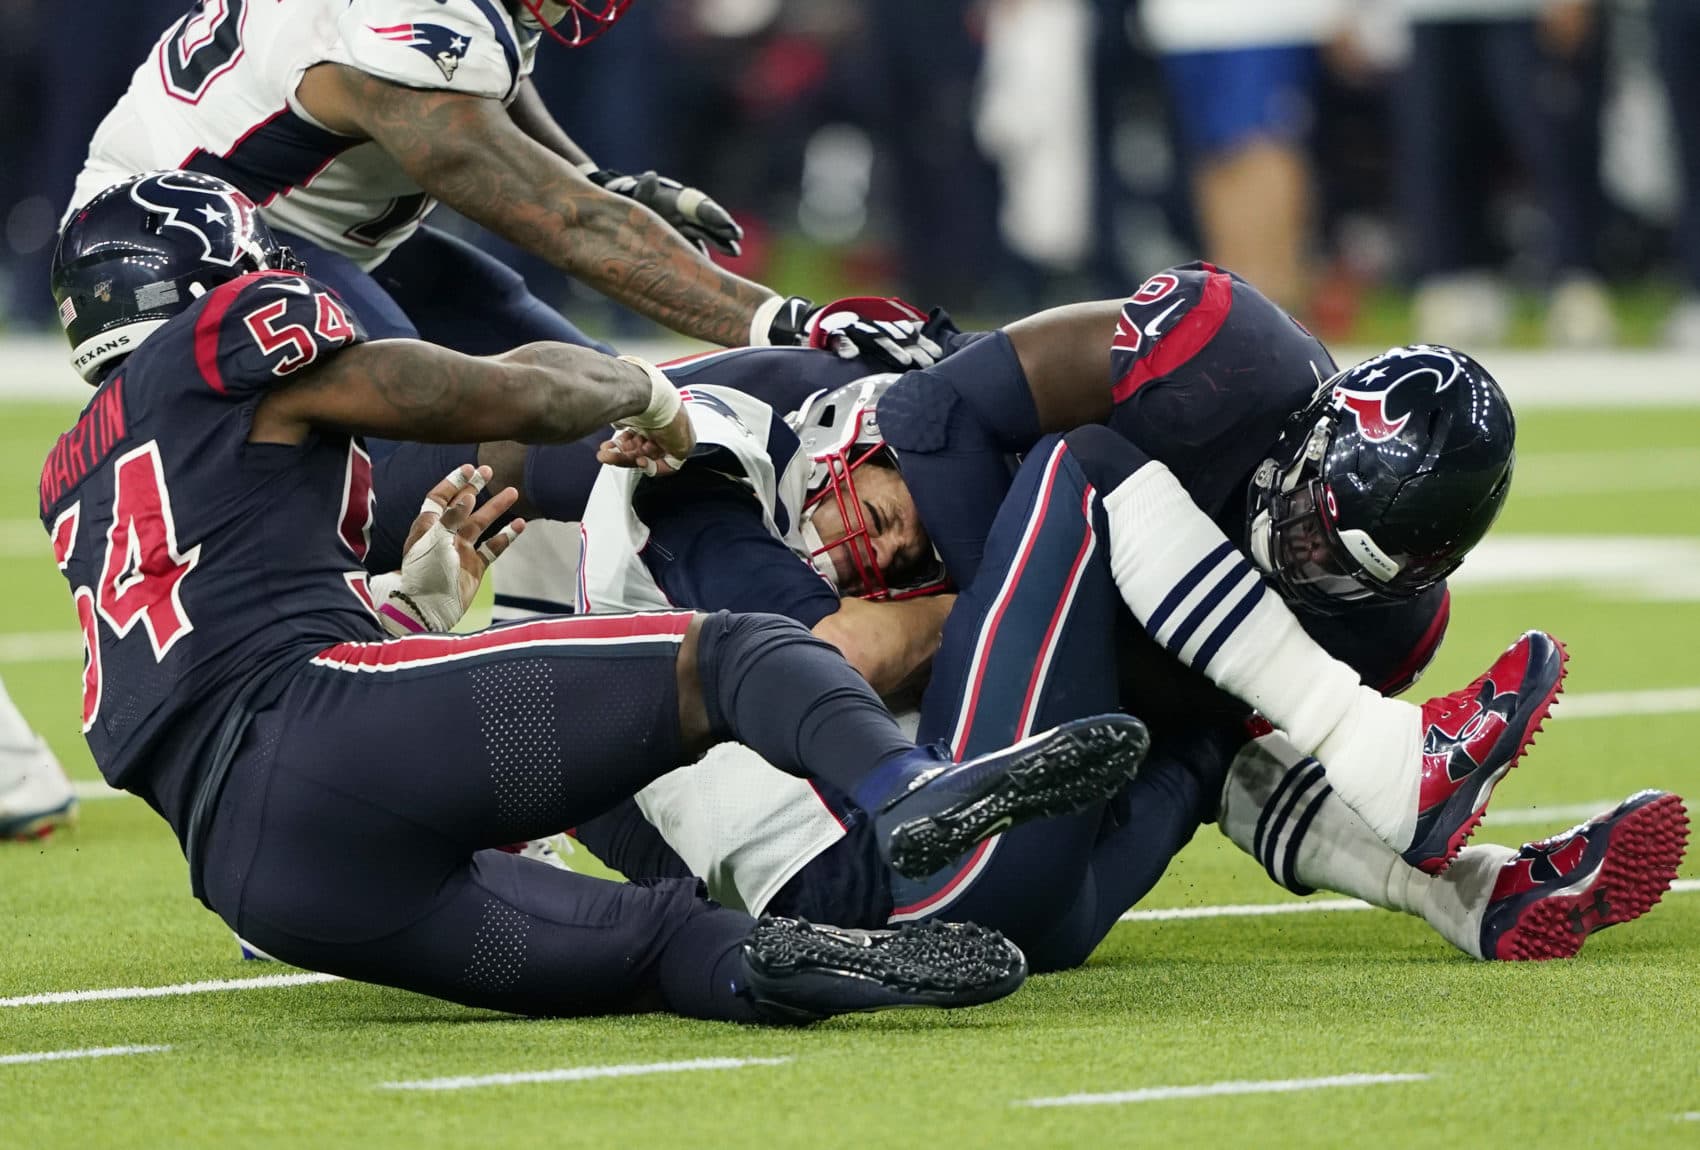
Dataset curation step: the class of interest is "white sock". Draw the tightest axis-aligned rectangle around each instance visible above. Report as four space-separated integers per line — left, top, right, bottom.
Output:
490 518 581 622
0 676 55 795
1102 463 1421 848
1219 729 1511 959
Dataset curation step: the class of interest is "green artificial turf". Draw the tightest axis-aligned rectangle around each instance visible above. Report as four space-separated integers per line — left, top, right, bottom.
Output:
1 398 1696 1149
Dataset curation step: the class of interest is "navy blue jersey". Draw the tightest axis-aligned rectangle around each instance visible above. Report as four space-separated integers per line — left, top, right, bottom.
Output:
1106 262 1448 692
884 262 1450 694
633 469 842 628
40 271 379 835
1108 262 1336 522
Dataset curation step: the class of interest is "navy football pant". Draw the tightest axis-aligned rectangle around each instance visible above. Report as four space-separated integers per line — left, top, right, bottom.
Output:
197 612 765 1019
197 610 915 1019
891 428 1210 970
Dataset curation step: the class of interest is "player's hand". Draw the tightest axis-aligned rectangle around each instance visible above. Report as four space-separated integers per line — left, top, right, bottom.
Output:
597 413 692 478
582 166 744 257
373 465 525 635
758 296 950 371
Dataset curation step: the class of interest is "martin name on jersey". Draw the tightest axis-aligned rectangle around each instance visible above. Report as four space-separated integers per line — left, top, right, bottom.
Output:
41 271 374 843
70 0 540 268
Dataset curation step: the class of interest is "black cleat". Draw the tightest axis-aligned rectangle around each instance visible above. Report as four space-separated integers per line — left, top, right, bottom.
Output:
741 917 1028 1024
878 714 1150 880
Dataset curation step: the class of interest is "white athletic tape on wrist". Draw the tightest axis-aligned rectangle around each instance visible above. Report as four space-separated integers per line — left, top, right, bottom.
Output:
749 295 787 347
613 355 682 432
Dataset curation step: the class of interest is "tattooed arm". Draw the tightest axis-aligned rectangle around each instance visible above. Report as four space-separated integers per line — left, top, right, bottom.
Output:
248 338 685 451
294 63 772 347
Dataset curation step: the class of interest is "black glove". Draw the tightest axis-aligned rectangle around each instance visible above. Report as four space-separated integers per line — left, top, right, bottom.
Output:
581 166 744 257
755 295 948 372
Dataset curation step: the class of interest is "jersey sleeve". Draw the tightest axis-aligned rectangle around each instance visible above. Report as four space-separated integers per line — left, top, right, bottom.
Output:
1109 261 1237 405
195 272 366 398
333 0 524 101
633 471 842 628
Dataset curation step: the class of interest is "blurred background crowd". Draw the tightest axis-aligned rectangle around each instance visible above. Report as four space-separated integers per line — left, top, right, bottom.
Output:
2 0 1697 348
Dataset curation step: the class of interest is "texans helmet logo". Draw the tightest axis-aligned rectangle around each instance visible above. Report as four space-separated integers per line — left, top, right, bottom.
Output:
1331 345 1466 444
129 172 260 268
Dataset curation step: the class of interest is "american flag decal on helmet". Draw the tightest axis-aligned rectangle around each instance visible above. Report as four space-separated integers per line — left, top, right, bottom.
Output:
368 23 473 82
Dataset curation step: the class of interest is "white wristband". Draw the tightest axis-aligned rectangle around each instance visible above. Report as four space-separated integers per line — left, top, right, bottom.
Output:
749 295 787 347
613 355 682 432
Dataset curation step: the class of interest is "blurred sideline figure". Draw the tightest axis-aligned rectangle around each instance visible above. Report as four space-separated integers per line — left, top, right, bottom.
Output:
1140 0 1339 315
1391 0 1615 347
1651 0 1700 348
0 676 76 840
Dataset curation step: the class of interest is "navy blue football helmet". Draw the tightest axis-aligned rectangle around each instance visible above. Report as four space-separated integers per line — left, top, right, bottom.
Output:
51 170 303 381
1247 345 1515 612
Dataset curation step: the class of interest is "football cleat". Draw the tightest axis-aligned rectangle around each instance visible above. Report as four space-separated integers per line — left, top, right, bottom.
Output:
1479 790 1689 961
0 739 78 841
878 715 1150 881
1403 631 1568 873
741 917 1027 1023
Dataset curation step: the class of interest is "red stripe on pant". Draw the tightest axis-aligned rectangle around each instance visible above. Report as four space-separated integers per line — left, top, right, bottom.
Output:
314 611 695 671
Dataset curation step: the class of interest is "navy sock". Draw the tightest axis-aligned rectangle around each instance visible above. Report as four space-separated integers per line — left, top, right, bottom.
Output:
655 903 763 1023
695 612 917 806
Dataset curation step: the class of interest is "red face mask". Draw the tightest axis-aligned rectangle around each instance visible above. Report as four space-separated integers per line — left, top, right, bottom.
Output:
802 441 948 602
519 0 633 47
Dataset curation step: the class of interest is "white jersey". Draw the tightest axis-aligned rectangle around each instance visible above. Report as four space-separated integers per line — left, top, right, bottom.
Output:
578 384 850 915
70 0 539 269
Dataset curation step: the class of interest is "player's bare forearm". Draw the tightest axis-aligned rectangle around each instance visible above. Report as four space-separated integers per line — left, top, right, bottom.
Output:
319 67 773 347
252 339 652 446
815 594 955 697
1004 301 1122 431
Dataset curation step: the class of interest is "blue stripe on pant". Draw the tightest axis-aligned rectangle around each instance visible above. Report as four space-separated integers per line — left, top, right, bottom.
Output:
890 434 1206 969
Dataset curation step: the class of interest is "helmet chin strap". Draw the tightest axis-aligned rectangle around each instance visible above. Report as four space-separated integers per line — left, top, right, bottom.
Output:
1248 508 1275 574
797 513 841 590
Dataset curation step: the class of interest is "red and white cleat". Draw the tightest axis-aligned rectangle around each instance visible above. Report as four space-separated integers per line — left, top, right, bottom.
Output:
1404 631 1569 873
1479 790 1689 961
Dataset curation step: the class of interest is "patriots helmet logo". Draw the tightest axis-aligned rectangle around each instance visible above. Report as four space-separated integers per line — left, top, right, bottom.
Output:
370 23 473 82
129 170 265 269
1330 344 1466 444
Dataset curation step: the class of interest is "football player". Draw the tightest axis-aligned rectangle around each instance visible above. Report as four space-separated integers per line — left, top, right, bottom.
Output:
561 267 1686 968
67 0 944 579
40 170 1160 1022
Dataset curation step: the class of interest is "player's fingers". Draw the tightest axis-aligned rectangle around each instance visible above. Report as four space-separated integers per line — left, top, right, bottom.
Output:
461 485 520 539
419 463 484 517
476 519 526 565
436 483 482 534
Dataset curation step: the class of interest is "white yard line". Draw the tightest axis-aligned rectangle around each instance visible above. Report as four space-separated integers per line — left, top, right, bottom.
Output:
1119 880 1699 925
71 780 126 801
379 1056 794 1093
0 632 80 663
1552 687 1700 720
1481 800 1636 826
0 1044 170 1066
6 885 1694 1008
1017 1072 1432 1108
0 972 341 1008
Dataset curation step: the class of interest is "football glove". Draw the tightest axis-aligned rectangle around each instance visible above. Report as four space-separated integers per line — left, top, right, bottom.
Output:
580 164 744 257
753 295 949 371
